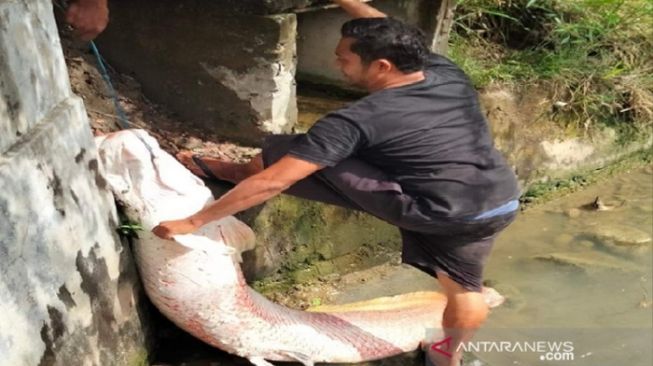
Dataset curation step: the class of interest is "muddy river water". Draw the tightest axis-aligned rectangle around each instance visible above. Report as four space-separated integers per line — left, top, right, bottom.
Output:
309 166 652 366
476 167 652 365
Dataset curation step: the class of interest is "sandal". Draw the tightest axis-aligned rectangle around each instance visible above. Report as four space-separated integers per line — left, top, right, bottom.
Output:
191 154 220 181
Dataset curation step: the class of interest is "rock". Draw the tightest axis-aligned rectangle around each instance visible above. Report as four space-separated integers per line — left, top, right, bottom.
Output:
182 136 204 150
576 240 595 249
314 260 336 276
580 196 623 211
583 225 652 257
487 282 525 312
532 251 641 273
291 267 319 283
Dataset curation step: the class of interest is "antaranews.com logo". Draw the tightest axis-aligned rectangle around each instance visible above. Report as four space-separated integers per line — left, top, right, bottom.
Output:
425 327 650 365
424 329 589 364
458 340 575 361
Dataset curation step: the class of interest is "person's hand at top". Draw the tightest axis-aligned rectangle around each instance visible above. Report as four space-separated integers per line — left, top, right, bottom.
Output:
331 0 387 18
65 0 109 41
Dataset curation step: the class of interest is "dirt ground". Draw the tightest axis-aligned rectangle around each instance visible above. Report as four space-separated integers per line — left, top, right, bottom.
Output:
61 33 260 164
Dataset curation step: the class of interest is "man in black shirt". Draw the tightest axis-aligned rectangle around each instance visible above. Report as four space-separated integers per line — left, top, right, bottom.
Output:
154 1 519 365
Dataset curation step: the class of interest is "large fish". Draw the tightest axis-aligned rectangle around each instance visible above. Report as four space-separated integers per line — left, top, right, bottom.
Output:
95 130 504 366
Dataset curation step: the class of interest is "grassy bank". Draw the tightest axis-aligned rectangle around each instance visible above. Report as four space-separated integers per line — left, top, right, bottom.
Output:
449 0 653 133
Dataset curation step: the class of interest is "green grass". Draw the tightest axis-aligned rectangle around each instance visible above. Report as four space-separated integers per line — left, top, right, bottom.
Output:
449 0 653 131
117 211 144 238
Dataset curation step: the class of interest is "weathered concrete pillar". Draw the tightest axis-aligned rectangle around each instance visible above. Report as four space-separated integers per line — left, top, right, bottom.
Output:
0 1 149 365
98 0 298 146
430 0 457 54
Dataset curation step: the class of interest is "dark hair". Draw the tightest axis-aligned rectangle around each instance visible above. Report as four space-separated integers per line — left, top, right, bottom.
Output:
341 17 428 73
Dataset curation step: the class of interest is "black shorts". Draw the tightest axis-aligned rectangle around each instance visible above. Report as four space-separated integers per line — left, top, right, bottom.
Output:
262 134 517 292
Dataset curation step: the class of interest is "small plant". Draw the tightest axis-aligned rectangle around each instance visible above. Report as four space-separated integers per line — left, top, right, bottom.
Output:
118 219 144 238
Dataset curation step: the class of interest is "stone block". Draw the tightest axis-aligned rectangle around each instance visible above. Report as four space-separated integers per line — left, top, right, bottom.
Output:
238 194 400 280
1 1 149 364
0 96 150 366
0 0 71 153
98 1 298 145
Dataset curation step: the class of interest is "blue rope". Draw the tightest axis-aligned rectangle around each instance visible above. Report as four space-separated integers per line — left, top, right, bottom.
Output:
53 0 130 130
53 0 165 181
89 41 131 130
88 41 162 172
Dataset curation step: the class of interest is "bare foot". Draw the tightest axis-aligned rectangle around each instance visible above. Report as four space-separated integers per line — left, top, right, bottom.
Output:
176 151 259 183
176 151 221 179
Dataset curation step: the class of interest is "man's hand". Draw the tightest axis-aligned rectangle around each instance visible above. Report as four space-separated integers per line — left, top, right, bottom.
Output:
65 0 109 41
332 0 387 18
152 218 201 240
153 155 320 240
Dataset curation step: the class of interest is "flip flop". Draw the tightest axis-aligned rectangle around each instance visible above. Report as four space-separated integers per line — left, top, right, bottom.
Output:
191 154 220 181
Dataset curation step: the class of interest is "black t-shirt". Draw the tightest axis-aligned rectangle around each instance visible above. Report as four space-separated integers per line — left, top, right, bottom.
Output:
288 54 520 218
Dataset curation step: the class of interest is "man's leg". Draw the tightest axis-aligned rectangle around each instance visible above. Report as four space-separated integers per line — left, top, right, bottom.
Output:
177 134 372 210
427 271 489 366
177 149 360 209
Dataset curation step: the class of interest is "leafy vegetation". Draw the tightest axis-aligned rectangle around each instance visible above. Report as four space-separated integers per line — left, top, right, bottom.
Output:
449 0 653 130
117 211 144 238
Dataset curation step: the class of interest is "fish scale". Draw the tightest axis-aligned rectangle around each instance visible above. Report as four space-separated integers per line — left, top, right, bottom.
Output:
95 129 504 365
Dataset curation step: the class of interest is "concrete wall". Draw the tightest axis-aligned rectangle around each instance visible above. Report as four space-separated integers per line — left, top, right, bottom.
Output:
297 0 439 86
0 1 149 365
98 0 298 146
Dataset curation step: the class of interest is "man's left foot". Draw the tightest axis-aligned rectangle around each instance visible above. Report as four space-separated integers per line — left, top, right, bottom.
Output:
177 151 225 181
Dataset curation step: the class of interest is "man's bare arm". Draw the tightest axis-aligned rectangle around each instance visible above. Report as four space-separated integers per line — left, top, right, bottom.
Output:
152 156 322 239
332 0 387 18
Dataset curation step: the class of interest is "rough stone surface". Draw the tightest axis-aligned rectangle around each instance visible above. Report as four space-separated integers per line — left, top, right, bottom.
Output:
532 251 641 272
589 225 652 247
0 0 71 153
582 225 652 258
0 1 149 365
234 192 401 280
98 1 298 145
480 87 653 186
